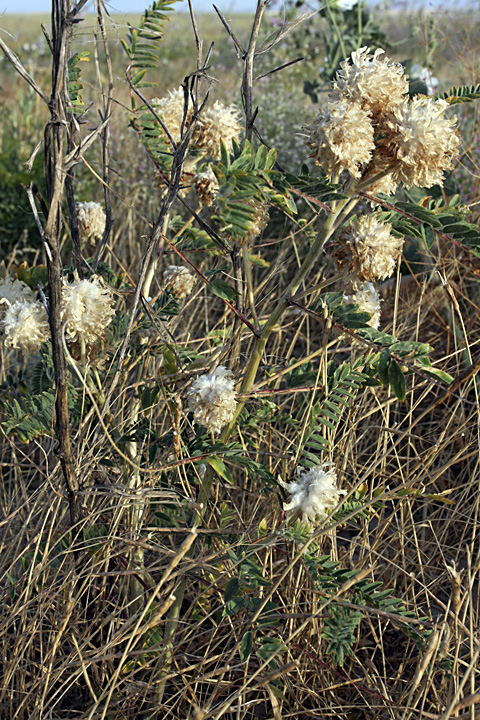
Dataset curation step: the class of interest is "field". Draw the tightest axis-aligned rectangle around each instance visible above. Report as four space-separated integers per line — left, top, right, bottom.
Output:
0 1 480 719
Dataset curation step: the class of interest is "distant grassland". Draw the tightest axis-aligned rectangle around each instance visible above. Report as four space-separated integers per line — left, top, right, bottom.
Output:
2 5 479 91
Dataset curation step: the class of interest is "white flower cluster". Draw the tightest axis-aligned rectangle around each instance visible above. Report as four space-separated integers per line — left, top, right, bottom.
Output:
334 213 402 332
188 365 237 435
279 463 347 523
236 198 270 247
344 281 382 331
194 165 220 207
76 202 106 242
0 277 48 355
151 88 192 144
304 47 459 193
0 277 35 313
61 275 115 346
341 214 403 283
163 266 195 299
0 274 116 357
151 88 241 161
194 101 242 160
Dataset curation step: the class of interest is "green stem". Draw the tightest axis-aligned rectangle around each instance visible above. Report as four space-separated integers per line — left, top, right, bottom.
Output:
156 190 357 705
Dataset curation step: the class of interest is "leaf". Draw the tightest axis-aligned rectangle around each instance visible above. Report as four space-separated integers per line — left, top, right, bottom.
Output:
388 360 406 401
256 637 285 667
416 365 454 384
204 456 234 484
378 350 391 385
224 578 239 602
389 341 432 356
240 631 254 662
224 596 245 616
209 278 238 303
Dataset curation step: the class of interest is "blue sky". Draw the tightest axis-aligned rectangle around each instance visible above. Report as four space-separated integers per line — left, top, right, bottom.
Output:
1 0 475 14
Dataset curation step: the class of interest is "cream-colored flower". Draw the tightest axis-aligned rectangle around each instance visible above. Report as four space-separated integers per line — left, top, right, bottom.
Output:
304 98 375 179
2 299 49 355
0 277 35 316
163 266 195 299
387 97 460 189
337 214 403 282
344 281 381 330
154 156 197 198
194 165 219 207
188 365 237 435
194 101 242 159
332 47 408 117
279 463 346 522
151 88 192 144
237 198 270 246
76 202 106 243
61 275 115 345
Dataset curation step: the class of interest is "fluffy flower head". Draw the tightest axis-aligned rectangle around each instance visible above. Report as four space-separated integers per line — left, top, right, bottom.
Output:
2 299 49 355
61 275 115 345
333 47 408 116
387 97 460 189
344 281 381 330
188 365 237 435
151 87 192 144
337 214 403 282
236 197 270 246
279 463 346 523
304 98 375 178
0 277 35 314
194 165 220 207
163 265 195 299
195 101 242 159
76 202 106 242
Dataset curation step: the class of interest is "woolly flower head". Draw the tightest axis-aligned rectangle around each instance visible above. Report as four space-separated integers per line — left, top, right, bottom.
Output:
0 277 35 316
76 202 106 243
279 464 347 523
194 165 219 207
304 98 374 179
344 281 381 330
387 97 460 189
332 47 408 116
2 300 49 355
336 214 404 282
195 101 242 160
163 265 195 299
61 275 115 345
237 197 270 246
151 88 192 144
188 365 237 435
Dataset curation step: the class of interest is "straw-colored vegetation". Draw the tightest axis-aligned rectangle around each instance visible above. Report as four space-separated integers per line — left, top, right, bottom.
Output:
1 1 480 719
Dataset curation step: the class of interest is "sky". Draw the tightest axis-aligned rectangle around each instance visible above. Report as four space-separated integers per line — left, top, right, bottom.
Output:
1 0 477 14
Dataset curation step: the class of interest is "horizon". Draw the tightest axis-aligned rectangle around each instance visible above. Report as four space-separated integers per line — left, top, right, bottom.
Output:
1 0 477 15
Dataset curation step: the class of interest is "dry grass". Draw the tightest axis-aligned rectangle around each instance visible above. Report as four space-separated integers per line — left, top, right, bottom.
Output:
1 231 479 719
